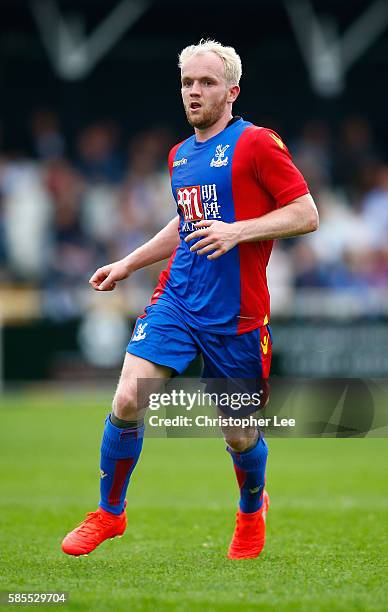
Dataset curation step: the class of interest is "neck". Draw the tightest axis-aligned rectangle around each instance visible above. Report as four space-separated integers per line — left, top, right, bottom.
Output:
194 110 234 143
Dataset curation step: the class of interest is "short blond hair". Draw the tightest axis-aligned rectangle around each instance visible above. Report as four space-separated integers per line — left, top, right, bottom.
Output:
178 39 242 86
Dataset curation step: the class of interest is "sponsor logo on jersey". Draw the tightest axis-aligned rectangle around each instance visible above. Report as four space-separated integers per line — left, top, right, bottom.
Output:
202 184 221 219
210 143 230 167
182 221 199 232
177 184 222 227
269 133 284 149
177 186 204 221
100 469 108 479
173 157 188 167
133 322 148 342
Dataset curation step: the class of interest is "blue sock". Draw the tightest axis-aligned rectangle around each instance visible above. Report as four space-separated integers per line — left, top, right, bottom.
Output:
227 436 268 513
99 415 144 515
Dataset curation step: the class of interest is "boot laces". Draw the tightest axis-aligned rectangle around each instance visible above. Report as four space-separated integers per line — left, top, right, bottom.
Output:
75 510 112 538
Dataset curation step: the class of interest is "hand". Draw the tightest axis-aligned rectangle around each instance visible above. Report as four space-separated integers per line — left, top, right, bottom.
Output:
89 259 132 291
184 220 241 260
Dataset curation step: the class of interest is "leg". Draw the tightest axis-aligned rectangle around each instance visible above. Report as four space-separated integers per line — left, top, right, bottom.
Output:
223 415 269 560
112 352 173 423
100 301 197 517
99 353 173 516
220 412 267 514
199 326 271 512
198 325 272 558
62 302 197 556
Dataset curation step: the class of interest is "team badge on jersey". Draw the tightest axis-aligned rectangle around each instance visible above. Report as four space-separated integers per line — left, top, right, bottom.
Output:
210 144 230 167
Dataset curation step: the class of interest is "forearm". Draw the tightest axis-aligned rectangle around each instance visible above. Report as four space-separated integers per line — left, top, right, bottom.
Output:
124 215 180 272
235 194 319 243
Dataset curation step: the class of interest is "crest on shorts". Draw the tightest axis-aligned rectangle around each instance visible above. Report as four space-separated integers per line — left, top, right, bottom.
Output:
133 322 148 342
210 144 230 167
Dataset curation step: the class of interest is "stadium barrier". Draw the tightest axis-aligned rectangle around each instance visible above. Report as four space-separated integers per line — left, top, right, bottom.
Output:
1 287 388 383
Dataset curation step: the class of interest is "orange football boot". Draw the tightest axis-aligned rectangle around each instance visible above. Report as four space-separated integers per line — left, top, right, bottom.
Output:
227 490 269 560
61 504 127 556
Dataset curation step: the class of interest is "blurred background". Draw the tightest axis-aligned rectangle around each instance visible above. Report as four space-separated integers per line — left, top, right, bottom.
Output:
1 0 388 389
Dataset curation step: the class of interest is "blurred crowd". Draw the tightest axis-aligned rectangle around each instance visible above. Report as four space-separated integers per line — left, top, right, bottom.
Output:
269 116 388 315
0 110 387 319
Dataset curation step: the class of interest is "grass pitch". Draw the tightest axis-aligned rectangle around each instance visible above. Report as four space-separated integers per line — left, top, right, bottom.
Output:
0 392 387 611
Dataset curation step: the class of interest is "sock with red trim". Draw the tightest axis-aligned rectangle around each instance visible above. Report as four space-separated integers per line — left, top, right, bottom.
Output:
227 435 268 513
99 414 144 515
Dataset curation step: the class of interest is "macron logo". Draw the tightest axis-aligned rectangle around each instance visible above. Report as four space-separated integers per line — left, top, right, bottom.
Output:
173 157 188 168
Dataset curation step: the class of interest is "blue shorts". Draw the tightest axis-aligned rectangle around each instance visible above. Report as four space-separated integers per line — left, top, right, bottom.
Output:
127 301 272 379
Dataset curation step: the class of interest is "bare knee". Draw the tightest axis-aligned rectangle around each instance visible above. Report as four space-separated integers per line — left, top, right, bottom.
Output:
224 428 259 453
112 386 141 421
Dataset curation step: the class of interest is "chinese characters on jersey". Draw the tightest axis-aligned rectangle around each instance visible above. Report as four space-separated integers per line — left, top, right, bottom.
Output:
177 184 222 232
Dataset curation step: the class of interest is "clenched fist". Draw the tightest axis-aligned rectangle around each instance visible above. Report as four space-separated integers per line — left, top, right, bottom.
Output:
89 259 132 291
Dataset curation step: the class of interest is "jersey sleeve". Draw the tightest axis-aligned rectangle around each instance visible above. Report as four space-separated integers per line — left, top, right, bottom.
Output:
168 143 180 177
253 128 309 206
167 140 187 177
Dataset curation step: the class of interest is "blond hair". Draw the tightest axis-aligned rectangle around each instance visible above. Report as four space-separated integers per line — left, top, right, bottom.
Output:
178 39 242 86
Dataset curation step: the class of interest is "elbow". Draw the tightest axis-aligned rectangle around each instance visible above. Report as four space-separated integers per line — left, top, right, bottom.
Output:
295 193 319 234
306 209 319 233
309 212 319 232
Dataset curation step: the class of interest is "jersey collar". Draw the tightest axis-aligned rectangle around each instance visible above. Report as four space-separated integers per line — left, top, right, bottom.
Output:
193 117 243 148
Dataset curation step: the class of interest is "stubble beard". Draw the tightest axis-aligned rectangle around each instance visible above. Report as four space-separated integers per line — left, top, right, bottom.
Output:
185 94 228 130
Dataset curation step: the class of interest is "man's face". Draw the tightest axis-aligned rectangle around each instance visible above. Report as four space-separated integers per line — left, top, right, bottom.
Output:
181 52 236 130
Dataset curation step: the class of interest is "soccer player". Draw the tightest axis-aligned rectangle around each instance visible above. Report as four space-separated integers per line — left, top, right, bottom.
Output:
61 40 318 559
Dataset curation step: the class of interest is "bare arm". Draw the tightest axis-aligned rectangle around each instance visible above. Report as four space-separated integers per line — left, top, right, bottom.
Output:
90 215 180 291
185 193 319 260
234 193 318 242
124 215 180 272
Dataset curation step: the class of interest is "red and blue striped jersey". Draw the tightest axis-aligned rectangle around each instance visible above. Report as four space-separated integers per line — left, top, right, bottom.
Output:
151 118 309 334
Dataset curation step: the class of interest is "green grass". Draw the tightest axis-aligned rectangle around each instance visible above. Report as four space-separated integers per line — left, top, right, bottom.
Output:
0 393 387 611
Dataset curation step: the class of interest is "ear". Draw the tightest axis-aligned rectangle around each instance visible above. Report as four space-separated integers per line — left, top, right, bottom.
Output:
227 85 240 104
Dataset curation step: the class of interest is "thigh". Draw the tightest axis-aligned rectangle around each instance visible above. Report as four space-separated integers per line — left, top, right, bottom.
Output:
116 304 199 420
127 303 199 375
199 325 273 379
199 325 272 422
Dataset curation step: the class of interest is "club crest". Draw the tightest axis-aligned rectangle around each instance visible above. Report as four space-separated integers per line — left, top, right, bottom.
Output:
210 144 230 167
132 322 148 342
